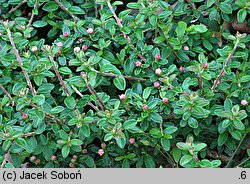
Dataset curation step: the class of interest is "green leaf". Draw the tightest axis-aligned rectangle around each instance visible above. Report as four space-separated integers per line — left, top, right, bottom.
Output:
144 154 155 168
233 118 245 130
43 2 58 12
85 156 95 168
2 140 12 151
123 119 137 130
237 9 247 23
149 128 162 138
51 106 64 114
123 60 135 75
81 124 90 137
143 87 151 100
207 0 215 7
59 67 72 75
113 76 126 90
180 155 193 166
68 118 80 126
37 83 54 94
224 98 233 111
149 112 163 123
230 130 242 141
135 29 143 40
176 50 190 61
64 96 75 109
149 14 157 27
221 119 232 129
195 143 207 151
153 36 166 44
116 137 126 148
211 160 222 168
15 138 27 149
218 132 228 146
161 138 170 151
127 2 142 9
33 20 48 28
70 139 83 146
201 72 211 80
199 159 212 168
240 75 250 83
171 147 182 163
68 6 85 14
118 9 132 19
188 117 198 128
193 25 208 33
164 126 178 134
176 142 189 151
219 2 232 14
62 145 70 158
32 95 45 106
104 133 114 141
202 40 213 50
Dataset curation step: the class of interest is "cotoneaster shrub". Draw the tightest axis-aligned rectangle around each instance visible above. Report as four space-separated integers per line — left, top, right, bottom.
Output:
0 0 249 168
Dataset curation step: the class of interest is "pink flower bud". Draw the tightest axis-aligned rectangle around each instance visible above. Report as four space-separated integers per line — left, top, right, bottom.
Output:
82 149 88 154
179 66 185 72
51 155 56 161
30 156 36 162
35 159 40 164
129 138 135 144
142 104 148 110
74 47 81 52
241 100 248 106
63 32 69 37
119 94 126 101
56 42 63 47
101 143 106 149
204 63 208 69
154 81 160 88
183 46 189 51
135 61 142 67
31 46 38 53
82 45 88 51
155 68 162 75
98 149 104 156
162 98 168 103
87 28 94 34
155 54 161 60
23 113 28 119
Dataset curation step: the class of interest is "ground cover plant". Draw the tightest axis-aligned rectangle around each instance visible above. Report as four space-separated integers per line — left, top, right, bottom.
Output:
0 0 249 168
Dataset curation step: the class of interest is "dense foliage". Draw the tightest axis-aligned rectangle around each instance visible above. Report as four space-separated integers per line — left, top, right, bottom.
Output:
0 0 249 168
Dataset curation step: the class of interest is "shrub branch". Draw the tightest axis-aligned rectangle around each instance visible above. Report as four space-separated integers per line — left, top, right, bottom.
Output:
54 0 79 21
48 56 70 96
8 0 27 14
27 0 39 28
95 71 146 82
71 85 100 111
0 84 25 115
211 40 239 92
82 73 106 111
5 27 37 96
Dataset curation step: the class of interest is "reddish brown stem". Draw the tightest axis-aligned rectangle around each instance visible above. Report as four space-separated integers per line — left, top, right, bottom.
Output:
211 43 238 92
6 29 37 96
84 78 106 111
8 0 27 14
71 85 100 111
54 0 79 21
48 56 70 96
0 85 25 115
95 71 146 82
27 0 39 28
